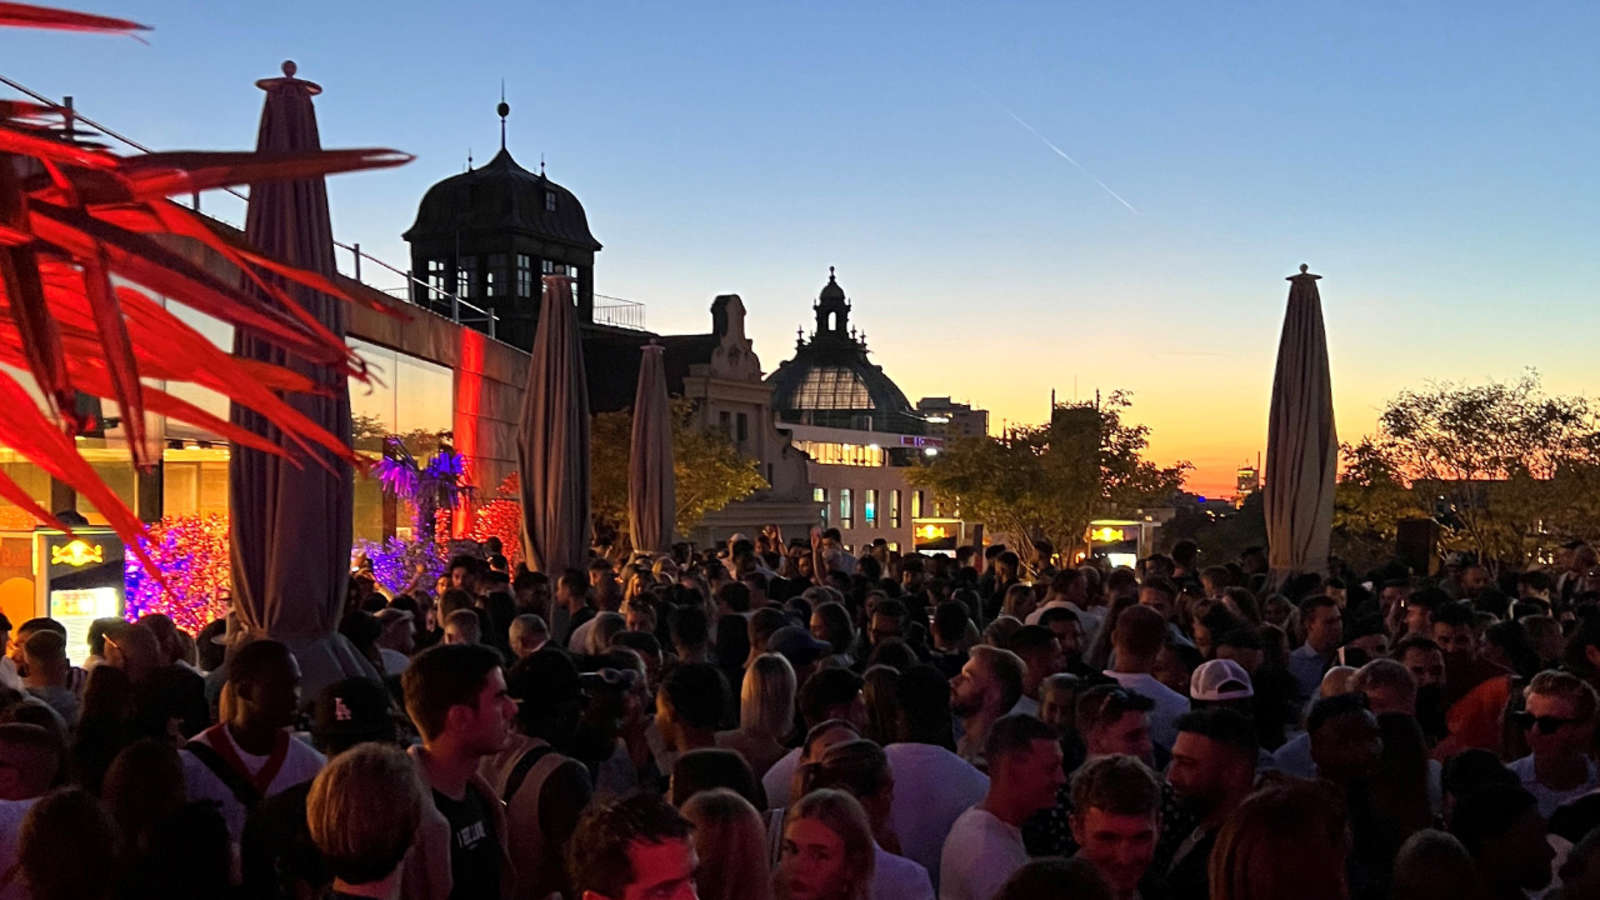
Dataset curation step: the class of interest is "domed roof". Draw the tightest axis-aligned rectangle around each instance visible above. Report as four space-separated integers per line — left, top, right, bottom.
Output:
402 148 601 251
767 270 924 434
819 268 845 303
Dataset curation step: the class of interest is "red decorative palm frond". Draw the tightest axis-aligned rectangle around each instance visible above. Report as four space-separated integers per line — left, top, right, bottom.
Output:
1 5 413 569
0 2 147 34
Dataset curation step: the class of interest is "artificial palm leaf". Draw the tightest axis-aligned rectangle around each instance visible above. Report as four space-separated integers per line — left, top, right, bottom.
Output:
0 4 412 562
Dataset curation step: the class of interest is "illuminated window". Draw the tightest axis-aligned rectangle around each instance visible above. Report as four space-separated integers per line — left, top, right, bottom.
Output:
890 489 901 528
840 489 853 530
912 490 924 518
888 542 899 552
424 258 449 303
456 256 477 299
815 487 828 524
516 254 533 297
545 191 557 212
486 253 507 297
864 489 877 526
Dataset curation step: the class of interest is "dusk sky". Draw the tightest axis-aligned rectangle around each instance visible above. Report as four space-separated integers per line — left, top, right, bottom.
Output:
5 1 1597 496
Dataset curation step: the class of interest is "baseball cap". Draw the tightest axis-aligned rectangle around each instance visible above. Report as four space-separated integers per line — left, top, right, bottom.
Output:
508 649 583 721
374 607 414 628
313 678 395 741
1190 658 1255 702
766 625 832 666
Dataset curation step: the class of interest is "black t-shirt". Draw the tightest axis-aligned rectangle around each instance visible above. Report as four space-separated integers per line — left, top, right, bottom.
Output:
433 785 500 900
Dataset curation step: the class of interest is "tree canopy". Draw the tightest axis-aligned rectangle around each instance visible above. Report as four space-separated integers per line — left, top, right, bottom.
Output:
1339 372 1600 568
591 399 768 548
907 392 1188 570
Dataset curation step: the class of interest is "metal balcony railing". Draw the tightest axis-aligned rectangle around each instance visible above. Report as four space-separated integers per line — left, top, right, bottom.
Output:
1 73 649 343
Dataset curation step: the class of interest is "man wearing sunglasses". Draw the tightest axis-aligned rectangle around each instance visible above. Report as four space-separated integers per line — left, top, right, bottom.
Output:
1506 670 1599 819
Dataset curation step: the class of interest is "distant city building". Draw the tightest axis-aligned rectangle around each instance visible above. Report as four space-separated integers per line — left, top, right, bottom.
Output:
916 397 989 440
1236 465 1260 505
768 270 970 553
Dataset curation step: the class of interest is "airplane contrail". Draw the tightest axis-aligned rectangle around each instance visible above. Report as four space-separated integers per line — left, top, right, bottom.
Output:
1001 108 1139 215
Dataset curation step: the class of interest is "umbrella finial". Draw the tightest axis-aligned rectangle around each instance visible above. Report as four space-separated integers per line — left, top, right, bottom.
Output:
255 59 322 95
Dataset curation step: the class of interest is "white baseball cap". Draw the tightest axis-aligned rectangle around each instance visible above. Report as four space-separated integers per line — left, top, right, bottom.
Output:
1190 658 1254 702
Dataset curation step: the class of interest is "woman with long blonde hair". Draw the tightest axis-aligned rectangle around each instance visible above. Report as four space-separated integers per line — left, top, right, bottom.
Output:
680 788 775 900
775 789 876 900
717 652 796 779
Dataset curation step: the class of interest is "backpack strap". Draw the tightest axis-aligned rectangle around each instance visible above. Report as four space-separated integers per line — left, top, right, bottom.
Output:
502 744 557 806
185 738 264 810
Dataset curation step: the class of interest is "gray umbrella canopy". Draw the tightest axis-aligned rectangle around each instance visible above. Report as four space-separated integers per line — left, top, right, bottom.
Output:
229 62 375 689
628 343 675 556
518 275 592 574
1264 264 1338 579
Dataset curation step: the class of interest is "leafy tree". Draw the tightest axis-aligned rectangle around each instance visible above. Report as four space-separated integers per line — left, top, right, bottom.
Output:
907 392 1189 571
1342 372 1600 569
590 399 768 548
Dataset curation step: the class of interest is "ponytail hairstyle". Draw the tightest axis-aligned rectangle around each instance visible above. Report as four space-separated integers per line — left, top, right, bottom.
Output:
797 739 891 805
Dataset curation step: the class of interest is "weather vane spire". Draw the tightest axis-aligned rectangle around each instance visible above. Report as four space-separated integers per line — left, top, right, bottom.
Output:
497 80 510 152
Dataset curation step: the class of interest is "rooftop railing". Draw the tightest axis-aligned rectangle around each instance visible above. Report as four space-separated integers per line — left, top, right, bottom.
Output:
1 74 648 343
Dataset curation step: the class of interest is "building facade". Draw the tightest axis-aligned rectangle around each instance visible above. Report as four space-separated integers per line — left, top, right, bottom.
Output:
916 396 989 440
767 271 972 553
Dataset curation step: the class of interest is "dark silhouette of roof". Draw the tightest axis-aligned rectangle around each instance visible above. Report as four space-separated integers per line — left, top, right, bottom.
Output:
403 148 601 251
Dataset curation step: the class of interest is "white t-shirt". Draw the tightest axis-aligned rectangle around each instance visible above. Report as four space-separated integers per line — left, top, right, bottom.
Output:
181 726 326 844
875 843 934 900
0 797 37 900
1508 754 1600 819
568 617 598 654
938 806 1027 900
885 743 990 891
379 647 411 676
763 747 804 810
1102 670 1190 750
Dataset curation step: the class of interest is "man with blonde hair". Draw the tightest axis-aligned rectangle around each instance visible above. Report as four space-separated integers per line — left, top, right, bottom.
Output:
307 743 423 899
949 645 1026 768
1508 670 1599 817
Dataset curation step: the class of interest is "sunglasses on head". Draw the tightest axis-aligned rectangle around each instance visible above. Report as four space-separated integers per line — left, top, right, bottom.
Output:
1510 711 1583 735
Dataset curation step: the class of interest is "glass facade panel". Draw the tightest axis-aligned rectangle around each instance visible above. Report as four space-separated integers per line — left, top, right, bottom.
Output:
864 489 877 526
839 488 853 530
889 489 901 527
792 367 873 411
912 490 924 518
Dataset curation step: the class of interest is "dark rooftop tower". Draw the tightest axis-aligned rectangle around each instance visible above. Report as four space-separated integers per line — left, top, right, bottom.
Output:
402 98 601 349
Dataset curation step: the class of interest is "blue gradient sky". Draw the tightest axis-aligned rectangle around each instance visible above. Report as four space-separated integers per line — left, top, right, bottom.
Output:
5 1 1597 494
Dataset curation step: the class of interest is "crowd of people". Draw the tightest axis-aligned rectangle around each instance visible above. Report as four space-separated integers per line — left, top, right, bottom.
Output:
2 528 1600 900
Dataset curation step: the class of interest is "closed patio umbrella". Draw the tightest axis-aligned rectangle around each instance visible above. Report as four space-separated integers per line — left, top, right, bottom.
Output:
628 342 674 556
229 62 375 690
1264 264 1338 580
518 274 591 574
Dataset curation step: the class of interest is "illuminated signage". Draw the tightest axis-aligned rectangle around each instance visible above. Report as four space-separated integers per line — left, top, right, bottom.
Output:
915 523 951 541
897 435 946 449
1090 527 1126 543
50 540 105 567
49 587 121 618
